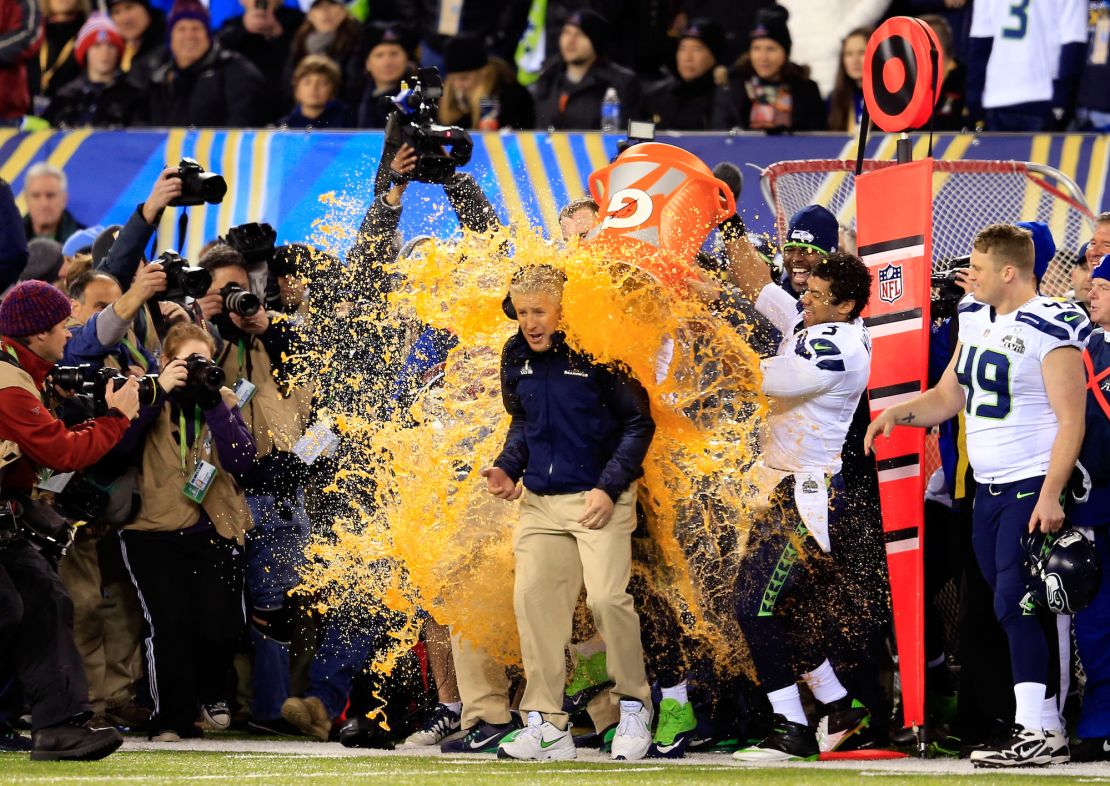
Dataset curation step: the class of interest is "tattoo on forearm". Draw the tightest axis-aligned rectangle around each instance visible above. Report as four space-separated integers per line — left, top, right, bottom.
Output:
896 412 916 424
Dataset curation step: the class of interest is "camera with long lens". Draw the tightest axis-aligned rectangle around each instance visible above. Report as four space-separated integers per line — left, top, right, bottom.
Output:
157 250 212 302
184 354 226 392
169 157 227 207
932 254 971 319
220 283 261 317
385 67 473 184
51 364 159 415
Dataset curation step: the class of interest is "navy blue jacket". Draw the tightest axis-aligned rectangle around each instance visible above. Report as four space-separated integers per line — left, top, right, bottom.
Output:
494 331 654 501
1071 328 1110 528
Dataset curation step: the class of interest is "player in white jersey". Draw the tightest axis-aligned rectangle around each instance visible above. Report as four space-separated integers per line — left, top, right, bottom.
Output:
968 0 1088 131
867 224 1088 768
724 245 875 761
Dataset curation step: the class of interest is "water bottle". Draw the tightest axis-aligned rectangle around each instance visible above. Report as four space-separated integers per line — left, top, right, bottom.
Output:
600 87 620 132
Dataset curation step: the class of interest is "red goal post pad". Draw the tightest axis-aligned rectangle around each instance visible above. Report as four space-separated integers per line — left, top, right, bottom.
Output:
855 157 934 732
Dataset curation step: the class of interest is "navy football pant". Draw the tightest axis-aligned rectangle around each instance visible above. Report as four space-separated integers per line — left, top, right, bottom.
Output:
735 474 843 693
972 476 1060 696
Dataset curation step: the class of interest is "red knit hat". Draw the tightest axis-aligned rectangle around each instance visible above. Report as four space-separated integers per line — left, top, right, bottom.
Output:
0 281 74 337
75 13 125 67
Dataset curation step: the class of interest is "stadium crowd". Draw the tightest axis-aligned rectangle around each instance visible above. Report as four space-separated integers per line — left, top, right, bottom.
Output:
2 0 1110 774
0 0 1108 133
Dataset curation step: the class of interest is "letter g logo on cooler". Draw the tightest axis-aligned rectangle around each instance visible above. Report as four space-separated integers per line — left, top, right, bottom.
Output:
600 188 654 231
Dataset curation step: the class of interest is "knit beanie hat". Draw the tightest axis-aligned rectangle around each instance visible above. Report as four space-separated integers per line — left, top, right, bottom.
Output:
1015 221 1055 280
563 9 608 58
1075 241 1090 267
0 280 74 337
363 23 415 60
443 35 488 75
680 18 726 65
1092 254 1110 283
784 205 838 255
75 13 125 67
167 0 210 39
21 239 65 284
750 6 792 57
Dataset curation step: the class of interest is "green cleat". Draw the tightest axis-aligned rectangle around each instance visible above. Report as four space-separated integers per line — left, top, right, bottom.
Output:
648 698 697 758
565 651 610 698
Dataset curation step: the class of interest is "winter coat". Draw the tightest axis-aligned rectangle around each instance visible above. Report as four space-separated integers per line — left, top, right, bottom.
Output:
644 71 740 131
731 70 826 132
44 72 145 128
22 207 84 243
531 57 643 130
280 100 354 129
494 331 655 501
146 43 266 128
24 15 81 99
0 0 42 119
217 3 304 116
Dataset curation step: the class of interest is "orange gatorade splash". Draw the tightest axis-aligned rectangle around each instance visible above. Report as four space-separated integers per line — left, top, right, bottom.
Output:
292 143 770 683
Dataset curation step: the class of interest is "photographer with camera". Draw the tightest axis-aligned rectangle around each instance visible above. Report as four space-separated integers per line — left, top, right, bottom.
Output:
117 321 255 741
0 280 141 761
193 243 313 733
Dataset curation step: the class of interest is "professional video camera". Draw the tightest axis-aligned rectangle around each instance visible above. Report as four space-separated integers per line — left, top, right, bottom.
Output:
157 250 212 302
169 158 227 207
220 283 261 317
384 67 473 184
932 254 971 319
50 364 160 415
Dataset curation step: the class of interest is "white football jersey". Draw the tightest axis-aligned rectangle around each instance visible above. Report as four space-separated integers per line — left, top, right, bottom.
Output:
971 0 1088 108
757 288 871 474
956 294 1090 483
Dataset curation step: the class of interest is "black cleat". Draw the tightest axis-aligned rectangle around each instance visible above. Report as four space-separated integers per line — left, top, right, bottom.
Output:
817 697 871 752
732 715 818 762
441 720 520 754
970 725 1053 768
1071 736 1110 762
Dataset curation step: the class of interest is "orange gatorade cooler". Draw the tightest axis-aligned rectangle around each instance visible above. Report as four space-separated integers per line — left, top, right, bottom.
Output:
587 142 735 291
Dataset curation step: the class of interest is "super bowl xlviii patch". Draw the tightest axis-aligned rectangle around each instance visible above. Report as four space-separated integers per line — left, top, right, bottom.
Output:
801 479 820 493
1001 329 1026 355
521 359 533 375
878 263 904 304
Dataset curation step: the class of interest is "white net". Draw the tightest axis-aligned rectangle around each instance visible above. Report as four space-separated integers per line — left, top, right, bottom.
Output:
760 159 1097 298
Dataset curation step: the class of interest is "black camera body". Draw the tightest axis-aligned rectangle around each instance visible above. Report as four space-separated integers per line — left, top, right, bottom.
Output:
169 158 227 207
51 364 159 415
158 250 212 302
932 254 971 320
184 354 226 392
385 68 473 184
226 222 276 269
221 283 261 317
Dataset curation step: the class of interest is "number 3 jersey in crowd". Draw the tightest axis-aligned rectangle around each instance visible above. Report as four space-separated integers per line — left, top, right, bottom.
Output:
955 294 1091 484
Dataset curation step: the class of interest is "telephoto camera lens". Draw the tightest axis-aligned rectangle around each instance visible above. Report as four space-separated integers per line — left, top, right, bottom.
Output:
220 283 261 317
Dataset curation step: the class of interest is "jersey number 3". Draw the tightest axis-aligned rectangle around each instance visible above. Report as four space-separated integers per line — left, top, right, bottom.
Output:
956 346 1012 419
1002 0 1030 40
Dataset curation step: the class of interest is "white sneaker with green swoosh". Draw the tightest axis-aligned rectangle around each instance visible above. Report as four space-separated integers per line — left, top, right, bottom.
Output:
497 713 576 761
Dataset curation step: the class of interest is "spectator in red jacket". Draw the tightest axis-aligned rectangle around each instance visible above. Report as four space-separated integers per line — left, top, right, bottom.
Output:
0 0 44 124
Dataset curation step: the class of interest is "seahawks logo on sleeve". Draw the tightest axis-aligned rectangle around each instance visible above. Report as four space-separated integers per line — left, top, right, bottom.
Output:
794 327 848 372
1014 297 1092 345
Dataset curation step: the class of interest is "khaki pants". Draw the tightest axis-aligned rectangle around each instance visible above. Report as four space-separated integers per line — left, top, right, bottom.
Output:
513 486 650 729
452 631 620 732
57 536 143 714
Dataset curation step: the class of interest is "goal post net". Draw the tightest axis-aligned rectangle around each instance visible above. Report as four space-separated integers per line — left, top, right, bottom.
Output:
760 159 1098 298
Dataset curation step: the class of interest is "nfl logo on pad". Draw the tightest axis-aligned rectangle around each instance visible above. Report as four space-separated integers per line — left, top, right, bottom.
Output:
878 263 903 304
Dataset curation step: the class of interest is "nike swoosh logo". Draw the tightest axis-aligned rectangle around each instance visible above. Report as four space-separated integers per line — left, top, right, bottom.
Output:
1103 740 1110 753
1063 314 1082 322
469 734 500 749
539 735 567 748
653 739 685 754
1017 492 1035 499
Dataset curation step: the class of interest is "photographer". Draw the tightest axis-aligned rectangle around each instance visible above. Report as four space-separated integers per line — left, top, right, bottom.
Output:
195 244 312 732
64 263 166 373
117 322 255 741
0 280 140 761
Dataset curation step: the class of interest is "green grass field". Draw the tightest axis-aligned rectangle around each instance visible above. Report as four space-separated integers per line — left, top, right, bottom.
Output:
2 748 1107 785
